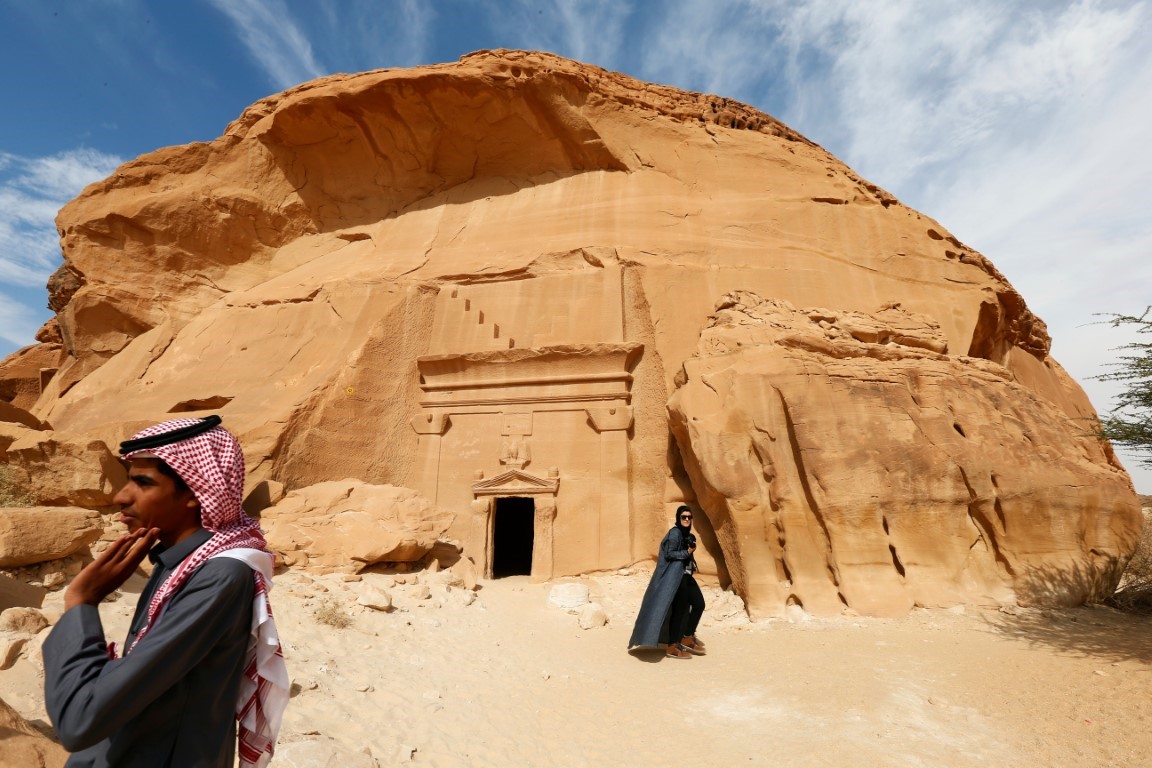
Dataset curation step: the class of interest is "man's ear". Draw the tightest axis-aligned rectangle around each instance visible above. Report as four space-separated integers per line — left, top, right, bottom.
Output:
185 494 202 525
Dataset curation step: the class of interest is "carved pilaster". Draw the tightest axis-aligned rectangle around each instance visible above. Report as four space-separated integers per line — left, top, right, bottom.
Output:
409 412 450 503
471 496 494 578
531 501 558 583
587 407 632 567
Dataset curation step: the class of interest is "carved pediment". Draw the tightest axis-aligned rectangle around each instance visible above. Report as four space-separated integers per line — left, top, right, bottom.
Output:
472 469 559 496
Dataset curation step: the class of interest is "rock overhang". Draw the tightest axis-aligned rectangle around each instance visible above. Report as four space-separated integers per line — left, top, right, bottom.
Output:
0 50 1138 616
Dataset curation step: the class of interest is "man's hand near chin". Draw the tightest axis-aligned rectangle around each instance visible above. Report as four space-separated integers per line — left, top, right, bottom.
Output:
64 527 160 611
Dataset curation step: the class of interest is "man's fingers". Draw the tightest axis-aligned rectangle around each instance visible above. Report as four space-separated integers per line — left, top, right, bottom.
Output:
109 529 155 567
122 529 158 564
65 528 158 610
111 529 147 552
95 529 155 571
97 532 141 563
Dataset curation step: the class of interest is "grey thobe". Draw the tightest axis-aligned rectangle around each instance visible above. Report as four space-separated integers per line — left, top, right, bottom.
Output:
43 529 254 768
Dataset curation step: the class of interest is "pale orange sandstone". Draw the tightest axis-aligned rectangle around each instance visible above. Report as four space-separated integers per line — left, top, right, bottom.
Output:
669 293 1136 616
0 50 1138 614
0 508 102 568
262 480 455 572
0 694 67 768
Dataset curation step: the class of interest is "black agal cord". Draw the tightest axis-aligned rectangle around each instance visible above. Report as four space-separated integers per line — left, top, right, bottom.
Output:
119 415 223 455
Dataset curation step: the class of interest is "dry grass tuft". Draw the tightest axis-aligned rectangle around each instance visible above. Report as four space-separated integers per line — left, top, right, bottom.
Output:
314 599 353 629
0 464 35 507
1109 511 1152 612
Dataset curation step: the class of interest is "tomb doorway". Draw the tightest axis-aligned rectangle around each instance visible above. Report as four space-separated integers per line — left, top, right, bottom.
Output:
492 496 535 577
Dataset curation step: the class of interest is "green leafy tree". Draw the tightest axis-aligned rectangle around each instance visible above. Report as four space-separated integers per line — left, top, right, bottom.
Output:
1094 308 1152 611
1096 307 1152 466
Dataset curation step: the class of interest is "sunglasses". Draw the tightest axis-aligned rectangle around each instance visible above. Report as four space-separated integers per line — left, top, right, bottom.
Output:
680 514 693 520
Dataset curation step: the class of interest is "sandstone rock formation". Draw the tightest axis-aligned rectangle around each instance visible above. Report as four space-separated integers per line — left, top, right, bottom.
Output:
0 401 42 430
0 49 1140 614
262 481 454 572
356 583 393 612
0 330 62 414
0 607 49 635
578 602 609 629
0 508 103 568
0 574 45 612
0 694 67 768
0 608 48 671
669 292 1138 617
0 423 31 457
4 432 124 507
547 582 591 612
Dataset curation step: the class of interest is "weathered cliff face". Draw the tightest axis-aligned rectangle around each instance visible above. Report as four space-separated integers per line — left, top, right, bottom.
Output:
669 293 1137 617
1 49 1139 614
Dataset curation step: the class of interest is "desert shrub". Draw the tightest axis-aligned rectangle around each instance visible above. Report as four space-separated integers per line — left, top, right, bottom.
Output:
1109 510 1152 612
1094 308 1152 466
314 599 353 629
0 464 34 507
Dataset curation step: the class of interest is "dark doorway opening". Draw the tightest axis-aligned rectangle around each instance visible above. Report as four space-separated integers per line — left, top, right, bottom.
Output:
493 497 535 577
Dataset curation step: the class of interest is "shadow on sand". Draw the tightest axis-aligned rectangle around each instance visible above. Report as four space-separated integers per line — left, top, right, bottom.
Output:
627 647 671 664
982 562 1152 664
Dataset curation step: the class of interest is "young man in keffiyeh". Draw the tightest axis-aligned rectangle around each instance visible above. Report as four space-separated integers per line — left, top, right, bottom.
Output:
43 415 289 768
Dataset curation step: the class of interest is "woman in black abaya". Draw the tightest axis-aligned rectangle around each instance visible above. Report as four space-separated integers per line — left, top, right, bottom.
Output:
627 505 707 659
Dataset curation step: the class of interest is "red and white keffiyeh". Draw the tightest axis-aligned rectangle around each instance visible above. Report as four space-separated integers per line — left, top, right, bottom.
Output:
121 417 288 768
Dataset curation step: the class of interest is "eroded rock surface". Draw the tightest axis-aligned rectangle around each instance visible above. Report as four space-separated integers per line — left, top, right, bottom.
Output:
263 481 454 572
0 607 49 635
0 507 103 568
669 293 1140 617
0 574 46 612
0 339 62 413
0 50 1140 614
0 401 42 430
4 432 124 507
0 694 67 768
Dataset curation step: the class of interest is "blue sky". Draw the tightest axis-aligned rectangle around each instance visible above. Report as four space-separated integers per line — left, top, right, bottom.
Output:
1 0 1149 489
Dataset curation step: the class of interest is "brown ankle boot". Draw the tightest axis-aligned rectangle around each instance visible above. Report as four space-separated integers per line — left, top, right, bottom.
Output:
680 636 706 655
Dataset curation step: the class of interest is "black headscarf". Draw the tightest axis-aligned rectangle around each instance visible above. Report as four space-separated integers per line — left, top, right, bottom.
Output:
675 504 695 549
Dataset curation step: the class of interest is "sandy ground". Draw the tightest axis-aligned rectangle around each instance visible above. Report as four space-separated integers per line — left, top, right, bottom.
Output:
5 567 1152 768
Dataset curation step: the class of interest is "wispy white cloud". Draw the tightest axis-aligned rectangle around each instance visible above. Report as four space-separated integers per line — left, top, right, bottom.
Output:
550 0 633 68
778 1 1143 190
206 0 325 89
476 0 633 71
0 291 42 349
374 0 434 66
644 1 1144 182
640 1 752 90
10 148 123 201
0 148 122 282
314 0 435 70
842 2 1152 357
0 148 122 348
639 0 1152 488
761 1 1152 341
